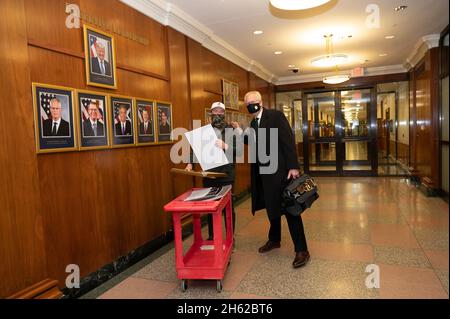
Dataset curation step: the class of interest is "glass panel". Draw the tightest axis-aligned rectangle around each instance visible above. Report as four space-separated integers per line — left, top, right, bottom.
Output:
307 99 315 138
341 89 370 137
318 100 335 137
309 142 336 171
344 141 369 161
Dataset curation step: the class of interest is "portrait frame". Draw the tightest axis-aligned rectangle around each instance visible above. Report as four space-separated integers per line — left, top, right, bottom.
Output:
156 101 174 145
83 24 118 90
109 95 135 148
222 79 239 110
32 82 78 154
135 98 157 146
76 89 110 151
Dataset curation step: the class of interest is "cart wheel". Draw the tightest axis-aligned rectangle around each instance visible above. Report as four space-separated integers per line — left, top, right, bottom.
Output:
216 280 223 293
181 280 188 292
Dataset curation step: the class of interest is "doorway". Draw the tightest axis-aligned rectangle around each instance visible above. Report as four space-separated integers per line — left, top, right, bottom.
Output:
302 88 377 176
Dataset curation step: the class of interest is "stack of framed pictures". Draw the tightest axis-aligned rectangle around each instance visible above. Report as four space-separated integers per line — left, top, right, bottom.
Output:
32 83 174 154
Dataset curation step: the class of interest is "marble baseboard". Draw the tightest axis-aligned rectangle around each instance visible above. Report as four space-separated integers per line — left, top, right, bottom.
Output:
61 233 174 299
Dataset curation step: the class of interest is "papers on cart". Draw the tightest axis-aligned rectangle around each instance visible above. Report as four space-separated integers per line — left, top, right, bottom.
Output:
184 185 231 202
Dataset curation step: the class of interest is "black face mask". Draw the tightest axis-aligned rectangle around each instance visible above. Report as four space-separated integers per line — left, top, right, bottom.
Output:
247 103 261 114
211 114 226 129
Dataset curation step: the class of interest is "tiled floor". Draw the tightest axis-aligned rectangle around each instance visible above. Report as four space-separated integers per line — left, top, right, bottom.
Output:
87 177 449 299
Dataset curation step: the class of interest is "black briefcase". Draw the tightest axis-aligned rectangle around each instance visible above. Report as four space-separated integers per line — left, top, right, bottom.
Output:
281 174 319 216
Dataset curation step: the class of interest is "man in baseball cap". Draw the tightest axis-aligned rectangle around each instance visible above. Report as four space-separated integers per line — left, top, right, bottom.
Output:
186 101 240 242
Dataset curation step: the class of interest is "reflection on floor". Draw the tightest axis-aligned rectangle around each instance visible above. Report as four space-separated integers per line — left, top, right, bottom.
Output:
378 154 409 176
83 178 449 299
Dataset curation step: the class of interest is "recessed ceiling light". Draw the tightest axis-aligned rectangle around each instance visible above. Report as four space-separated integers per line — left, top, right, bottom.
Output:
379 53 388 57
288 64 296 68
270 0 331 10
274 51 283 55
394 5 407 11
385 35 395 39
253 30 263 35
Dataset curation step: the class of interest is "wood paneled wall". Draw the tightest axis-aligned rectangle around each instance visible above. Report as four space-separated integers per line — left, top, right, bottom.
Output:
1 0 271 297
409 48 441 189
0 0 48 299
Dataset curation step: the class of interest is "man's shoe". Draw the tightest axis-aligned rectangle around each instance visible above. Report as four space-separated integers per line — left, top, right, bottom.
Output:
258 241 281 253
293 251 310 268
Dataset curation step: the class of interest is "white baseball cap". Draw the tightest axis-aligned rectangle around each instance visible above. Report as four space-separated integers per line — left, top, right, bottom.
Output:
211 102 226 111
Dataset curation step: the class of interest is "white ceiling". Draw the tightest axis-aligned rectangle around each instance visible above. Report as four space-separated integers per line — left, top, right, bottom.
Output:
166 0 448 79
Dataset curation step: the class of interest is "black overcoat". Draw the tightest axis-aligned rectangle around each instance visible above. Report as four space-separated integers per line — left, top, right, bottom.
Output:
248 108 299 220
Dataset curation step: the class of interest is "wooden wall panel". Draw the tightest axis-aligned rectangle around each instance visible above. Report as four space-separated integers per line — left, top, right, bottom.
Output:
0 0 48 298
25 0 169 79
412 49 441 188
2 0 266 296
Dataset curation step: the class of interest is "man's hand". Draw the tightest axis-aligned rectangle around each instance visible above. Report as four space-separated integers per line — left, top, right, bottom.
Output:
230 121 240 130
287 169 300 180
215 140 229 151
185 164 193 172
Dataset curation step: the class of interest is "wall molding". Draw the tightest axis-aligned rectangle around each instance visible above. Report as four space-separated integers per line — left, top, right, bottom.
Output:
404 34 441 70
120 0 438 86
276 64 407 86
120 0 276 83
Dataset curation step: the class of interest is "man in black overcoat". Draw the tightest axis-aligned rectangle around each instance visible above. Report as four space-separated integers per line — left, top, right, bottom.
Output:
233 91 310 268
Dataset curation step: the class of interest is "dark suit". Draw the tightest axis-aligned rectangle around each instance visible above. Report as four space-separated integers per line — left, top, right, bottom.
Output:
91 57 111 76
139 122 153 135
83 120 104 137
42 118 70 137
115 120 132 136
247 108 307 253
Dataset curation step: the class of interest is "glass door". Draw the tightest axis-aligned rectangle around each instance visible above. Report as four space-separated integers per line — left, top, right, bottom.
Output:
303 88 377 176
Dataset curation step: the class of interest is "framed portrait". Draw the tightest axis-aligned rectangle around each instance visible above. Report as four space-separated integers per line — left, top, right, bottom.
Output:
205 108 212 125
110 95 135 147
84 24 117 89
32 83 77 154
222 79 239 110
77 90 109 151
135 98 156 146
156 102 173 144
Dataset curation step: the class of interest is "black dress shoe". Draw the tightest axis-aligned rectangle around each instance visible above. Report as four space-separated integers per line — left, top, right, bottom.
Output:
258 241 281 253
293 251 310 268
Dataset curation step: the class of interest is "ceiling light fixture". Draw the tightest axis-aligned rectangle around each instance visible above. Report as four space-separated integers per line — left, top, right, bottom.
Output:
379 53 388 57
274 51 283 55
311 35 349 67
323 75 350 85
253 30 264 35
270 0 331 10
385 35 395 39
394 5 408 11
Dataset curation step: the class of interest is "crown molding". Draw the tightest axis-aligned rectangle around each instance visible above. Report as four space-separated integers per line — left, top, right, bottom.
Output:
120 0 276 83
404 34 440 69
275 64 407 85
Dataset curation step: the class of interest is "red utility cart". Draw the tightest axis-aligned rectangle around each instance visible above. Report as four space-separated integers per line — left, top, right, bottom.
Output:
163 188 233 293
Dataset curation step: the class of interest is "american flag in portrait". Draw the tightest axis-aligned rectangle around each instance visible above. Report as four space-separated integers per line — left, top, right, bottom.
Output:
80 98 104 123
113 102 132 125
40 92 57 121
90 35 98 58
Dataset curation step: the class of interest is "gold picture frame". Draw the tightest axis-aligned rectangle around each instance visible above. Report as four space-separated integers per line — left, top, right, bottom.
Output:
134 98 157 146
32 83 78 154
109 94 136 148
76 89 110 151
222 79 239 110
155 101 174 145
83 24 118 90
